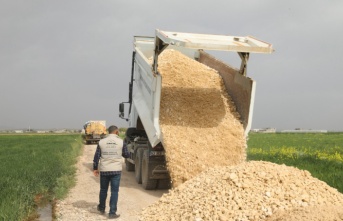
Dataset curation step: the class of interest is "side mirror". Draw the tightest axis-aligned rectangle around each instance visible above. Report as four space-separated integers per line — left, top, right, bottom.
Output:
119 103 124 118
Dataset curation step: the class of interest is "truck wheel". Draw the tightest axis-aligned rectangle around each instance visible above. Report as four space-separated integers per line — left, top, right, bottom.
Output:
142 150 158 190
135 148 144 184
125 158 135 171
158 179 171 189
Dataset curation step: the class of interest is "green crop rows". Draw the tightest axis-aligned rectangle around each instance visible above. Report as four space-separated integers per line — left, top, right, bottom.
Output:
1 132 342 220
0 134 83 221
247 132 343 193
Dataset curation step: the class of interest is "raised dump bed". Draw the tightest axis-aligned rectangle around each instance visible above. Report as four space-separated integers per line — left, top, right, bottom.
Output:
119 29 273 189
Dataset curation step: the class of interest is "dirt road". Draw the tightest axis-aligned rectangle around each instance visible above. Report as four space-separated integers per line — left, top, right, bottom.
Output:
55 144 168 221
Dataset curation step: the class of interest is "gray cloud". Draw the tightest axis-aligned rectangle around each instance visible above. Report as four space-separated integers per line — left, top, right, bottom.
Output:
1 0 342 131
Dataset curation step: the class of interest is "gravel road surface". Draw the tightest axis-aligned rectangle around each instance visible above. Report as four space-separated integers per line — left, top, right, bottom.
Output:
55 144 167 221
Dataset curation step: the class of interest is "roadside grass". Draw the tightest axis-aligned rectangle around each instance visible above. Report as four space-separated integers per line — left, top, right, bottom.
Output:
247 132 343 193
0 134 83 221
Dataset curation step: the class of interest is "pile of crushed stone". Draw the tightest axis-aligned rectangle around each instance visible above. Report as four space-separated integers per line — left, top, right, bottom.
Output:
140 161 343 221
266 205 343 221
146 49 343 220
158 49 246 187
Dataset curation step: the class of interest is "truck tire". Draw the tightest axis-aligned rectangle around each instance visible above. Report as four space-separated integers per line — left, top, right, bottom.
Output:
158 179 171 189
142 150 158 190
135 148 144 184
125 158 135 171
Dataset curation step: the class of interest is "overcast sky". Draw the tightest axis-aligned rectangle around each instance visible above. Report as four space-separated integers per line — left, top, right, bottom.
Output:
1 0 342 131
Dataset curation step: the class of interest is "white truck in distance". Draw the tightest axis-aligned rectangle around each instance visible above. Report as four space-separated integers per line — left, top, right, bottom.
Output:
119 30 273 190
82 120 107 144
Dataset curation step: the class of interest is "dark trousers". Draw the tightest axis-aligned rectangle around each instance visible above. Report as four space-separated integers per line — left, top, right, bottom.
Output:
98 173 121 214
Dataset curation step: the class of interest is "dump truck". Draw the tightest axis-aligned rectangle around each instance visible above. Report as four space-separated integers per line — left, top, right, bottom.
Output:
119 29 273 189
82 120 107 144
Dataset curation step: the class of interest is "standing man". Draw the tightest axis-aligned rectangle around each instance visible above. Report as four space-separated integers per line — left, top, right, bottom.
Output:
93 125 129 219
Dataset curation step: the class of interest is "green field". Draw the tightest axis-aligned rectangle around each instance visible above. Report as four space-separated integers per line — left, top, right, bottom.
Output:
1 132 342 220
247 132 343 193
0 134 83 221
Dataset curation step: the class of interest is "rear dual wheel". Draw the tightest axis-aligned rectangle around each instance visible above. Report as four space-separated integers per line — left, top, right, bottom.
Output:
157 179 171 189
142 150 158 190
125 159 135 171
135 148 144 184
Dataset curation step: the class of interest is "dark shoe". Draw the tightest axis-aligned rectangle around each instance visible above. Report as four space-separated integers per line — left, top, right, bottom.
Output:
108 213 120 219
97 205 105 214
